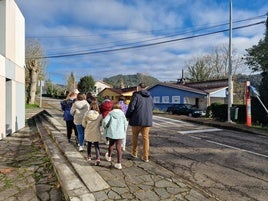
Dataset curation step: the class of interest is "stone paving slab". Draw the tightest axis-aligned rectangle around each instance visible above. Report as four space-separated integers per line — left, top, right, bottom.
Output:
34 115 96 201
0 118 64 201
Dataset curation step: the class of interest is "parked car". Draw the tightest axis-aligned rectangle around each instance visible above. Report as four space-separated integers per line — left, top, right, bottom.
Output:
166 104 206 117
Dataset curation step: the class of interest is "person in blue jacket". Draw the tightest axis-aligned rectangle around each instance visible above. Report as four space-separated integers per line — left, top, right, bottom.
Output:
126 83 153 162
60 91 78 143
103 103 128 169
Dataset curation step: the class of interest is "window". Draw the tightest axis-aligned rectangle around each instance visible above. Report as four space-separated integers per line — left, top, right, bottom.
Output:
172 96 180 103
153 96 160 103
162 96 169 103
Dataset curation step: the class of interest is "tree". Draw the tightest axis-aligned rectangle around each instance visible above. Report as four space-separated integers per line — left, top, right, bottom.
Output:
244 18 268 106
185 44 243 81
77 75 95 93
25 39 46 104
186 56 213 81
66 72 76 93
244 20 268 72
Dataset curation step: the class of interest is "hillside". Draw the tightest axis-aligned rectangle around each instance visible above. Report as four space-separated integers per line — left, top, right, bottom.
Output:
103 73 160 88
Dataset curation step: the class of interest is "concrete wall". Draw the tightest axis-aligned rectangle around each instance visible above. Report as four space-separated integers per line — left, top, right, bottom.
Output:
0 0 25 139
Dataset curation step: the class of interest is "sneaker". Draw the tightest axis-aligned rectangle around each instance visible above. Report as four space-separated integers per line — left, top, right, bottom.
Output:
79 146 84 152
95 159 100 166
142 157 149 162
114 163 122 169
131 153 138 158
87 156 91 161
105 152 111 162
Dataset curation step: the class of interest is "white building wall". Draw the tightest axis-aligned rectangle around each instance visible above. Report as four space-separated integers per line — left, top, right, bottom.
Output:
94 81 111 96
0 0 25 139
0 74 5 139
0 1 6 55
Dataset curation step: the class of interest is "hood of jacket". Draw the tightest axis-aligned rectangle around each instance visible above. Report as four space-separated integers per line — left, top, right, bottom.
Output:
109 109 124 119
84 110 99 121
74 100 88 110
139 90 151 97
101 100 113 111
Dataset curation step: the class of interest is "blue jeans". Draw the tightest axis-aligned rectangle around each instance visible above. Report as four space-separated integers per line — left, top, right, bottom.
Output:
76 125 84 146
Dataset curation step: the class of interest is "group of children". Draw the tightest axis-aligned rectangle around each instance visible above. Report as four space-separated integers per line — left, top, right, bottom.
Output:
61 91 128 169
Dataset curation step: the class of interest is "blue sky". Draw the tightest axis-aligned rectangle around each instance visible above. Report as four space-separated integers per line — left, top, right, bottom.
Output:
16 0 268 85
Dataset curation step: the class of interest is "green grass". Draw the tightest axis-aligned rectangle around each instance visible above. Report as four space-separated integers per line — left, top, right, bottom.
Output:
252 125 268 130
25 103 39 109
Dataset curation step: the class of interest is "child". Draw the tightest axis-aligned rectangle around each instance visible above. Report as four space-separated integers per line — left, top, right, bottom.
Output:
71 93 90 151
118 96 128 151
100 96 113 145
82 101 102 165
102 103 128 169
60 91 78 143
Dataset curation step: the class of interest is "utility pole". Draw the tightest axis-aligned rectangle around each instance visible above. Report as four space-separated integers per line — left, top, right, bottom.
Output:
227 0 233 122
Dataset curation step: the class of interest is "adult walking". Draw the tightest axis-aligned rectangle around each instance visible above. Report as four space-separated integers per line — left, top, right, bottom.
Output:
126 83 153 162
71 93 90 151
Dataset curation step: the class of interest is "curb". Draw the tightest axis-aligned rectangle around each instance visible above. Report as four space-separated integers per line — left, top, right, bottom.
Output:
34 111 110 201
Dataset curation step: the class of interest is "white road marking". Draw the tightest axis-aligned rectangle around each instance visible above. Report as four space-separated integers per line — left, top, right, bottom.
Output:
153 122 161 126
206 140 268 158
153 115 185 123
190 136 202 140
178 128 222 134
153 116 193 127
153 115 268 159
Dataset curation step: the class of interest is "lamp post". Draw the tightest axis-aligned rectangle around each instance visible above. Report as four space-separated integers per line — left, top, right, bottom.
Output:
227 0 233 122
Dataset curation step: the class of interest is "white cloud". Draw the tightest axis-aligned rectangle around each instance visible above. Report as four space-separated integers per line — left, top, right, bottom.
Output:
16 0 268 84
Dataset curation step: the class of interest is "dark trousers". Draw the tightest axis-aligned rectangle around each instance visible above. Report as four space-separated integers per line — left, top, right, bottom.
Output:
66 120 78 140
87 142 100 159
108 139 123 163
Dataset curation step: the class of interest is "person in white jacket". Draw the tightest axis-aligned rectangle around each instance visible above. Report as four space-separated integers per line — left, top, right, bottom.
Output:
102 103 128 169
82 101 102 166
70 93 90 151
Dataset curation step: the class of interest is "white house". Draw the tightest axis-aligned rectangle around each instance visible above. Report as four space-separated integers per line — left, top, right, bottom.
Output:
93 80 112 96
0 0 25 139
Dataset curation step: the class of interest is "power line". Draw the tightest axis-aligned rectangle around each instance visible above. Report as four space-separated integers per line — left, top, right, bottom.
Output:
34 14 267 54
29 20 265 59
26 14 266 39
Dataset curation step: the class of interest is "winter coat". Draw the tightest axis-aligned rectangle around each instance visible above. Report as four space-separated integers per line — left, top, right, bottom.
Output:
70 100 90 125
126 90 153 127
82 110 102 142
60 99 75 121
100 100 113 118
102 109 128 140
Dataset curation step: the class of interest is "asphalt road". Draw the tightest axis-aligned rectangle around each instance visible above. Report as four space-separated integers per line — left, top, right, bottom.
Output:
146 115 268 201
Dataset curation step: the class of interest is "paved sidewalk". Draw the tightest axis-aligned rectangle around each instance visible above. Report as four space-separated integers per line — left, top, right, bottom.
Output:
0 108 65 201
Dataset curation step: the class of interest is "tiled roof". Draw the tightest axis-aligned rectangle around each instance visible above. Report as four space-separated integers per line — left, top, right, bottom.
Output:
150 83 207 95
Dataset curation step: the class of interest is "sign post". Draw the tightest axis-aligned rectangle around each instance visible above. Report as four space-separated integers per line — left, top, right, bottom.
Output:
245 81 252 127
39 80 44 108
